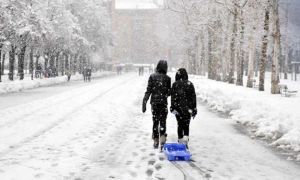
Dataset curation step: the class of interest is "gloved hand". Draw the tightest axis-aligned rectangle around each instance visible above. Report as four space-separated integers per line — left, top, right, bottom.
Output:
171 110 179 115
192 109 197 118
170 106 178 115
142 102 146 113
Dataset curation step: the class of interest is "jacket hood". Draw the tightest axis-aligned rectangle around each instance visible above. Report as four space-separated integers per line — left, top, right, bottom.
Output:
156 60 168 74
175 68 188 81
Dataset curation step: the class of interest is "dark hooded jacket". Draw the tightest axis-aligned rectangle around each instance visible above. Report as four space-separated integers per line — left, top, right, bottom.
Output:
143 60 171 106
171 68 197 118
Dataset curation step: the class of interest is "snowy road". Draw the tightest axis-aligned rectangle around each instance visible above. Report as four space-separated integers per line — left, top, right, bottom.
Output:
0 74 299 180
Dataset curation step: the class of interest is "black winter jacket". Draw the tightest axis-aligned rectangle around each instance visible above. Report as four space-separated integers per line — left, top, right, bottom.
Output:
170 68 197 117
143 60 171 106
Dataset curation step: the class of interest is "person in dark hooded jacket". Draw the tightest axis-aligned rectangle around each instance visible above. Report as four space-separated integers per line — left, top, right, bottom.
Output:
170 68 197 148
142 60 171 149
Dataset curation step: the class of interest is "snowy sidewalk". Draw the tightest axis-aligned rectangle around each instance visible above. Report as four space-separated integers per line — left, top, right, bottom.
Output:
0 74 299 180
0 71 114 95
191 75 300 161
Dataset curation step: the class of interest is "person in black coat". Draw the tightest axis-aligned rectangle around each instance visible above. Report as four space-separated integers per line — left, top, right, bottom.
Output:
170 68 197 148
142 60 171 149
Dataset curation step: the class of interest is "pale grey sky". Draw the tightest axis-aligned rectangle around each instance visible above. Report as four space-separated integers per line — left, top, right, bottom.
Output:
116 0 163 9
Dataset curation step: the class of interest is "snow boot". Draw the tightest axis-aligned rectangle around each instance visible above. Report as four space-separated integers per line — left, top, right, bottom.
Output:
153 138 159 149
160 134 167 151
182 136 189 149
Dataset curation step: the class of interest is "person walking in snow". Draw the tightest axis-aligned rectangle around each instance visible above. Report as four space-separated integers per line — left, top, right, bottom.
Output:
170 68 197 149
142 60 171 149
66 70 71 81
83 67 87 82
87 67 92 82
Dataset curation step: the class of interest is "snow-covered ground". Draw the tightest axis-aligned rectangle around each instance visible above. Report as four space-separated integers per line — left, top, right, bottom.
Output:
191 74 300 161
0 71 114 95
0 73 299 180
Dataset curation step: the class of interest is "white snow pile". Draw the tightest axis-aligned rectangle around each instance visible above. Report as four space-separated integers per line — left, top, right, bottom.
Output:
191 75 300 158
0 71 114 95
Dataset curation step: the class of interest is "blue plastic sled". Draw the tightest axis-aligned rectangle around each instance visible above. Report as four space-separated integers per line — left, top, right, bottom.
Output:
163 143 192 161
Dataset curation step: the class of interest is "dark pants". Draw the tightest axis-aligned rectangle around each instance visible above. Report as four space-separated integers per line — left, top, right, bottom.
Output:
176 115 191 139
151 104 168 139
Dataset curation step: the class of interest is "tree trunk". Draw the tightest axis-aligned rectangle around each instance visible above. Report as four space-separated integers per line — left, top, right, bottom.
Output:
44 53 49 70
35 54 40 69
61 52 68 75
222 15 231 82
0 46 2 82
200 33 206 76
259 5 271 91
70 54 74 74
1 53 5 75
79 55 83 74
8 45 16 81
228 9 238 84
65 52 69 71
271 0 281 94
49 54 55 70
73 53 78 74
295 65 297 81
55 52 59 75
236 10 245 86
284 2 290 80
18 45 26 80
29 48 34 80
190 52 196 75
247 27 256 88
208 28 214 80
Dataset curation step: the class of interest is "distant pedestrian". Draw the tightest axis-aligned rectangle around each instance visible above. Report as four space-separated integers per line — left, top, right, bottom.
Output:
170 68 197 149
35 64 42 78
138 67 141 76
117 66 122 75
142 60 171 150
66 70 71 81
139 67 144 76
87 67 92 82
83 67 87 82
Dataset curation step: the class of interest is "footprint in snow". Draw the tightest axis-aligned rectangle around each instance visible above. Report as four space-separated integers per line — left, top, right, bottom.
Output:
82 166 90 172
34 173 44 178
155 164 162 171
74 178 83 180
146 168 154 177
108 175 116 179
129 171 137 177
148 159 156 165
159 156 165 161
149 153 155 156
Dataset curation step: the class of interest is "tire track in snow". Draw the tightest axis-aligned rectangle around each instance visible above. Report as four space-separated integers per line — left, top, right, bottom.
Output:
0 76 135 158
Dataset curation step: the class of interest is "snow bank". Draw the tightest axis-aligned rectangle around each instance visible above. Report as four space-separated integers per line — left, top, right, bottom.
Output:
191 75 300 156
0 71 114 95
